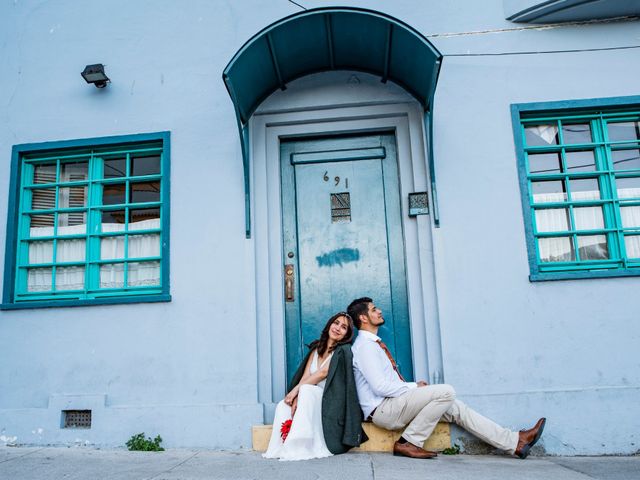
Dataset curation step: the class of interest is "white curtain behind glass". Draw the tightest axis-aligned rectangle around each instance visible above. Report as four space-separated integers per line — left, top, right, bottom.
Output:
28 219 160 291
534 190 606 262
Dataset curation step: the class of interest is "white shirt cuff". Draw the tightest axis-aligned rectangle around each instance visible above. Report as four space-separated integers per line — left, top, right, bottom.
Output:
406 382 418 389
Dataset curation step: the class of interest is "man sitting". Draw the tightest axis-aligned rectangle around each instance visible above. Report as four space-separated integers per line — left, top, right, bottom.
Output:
348 297 545 459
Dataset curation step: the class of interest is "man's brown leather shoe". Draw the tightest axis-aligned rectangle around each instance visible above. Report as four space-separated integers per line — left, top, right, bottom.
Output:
393 440 437 459
515 417 546 459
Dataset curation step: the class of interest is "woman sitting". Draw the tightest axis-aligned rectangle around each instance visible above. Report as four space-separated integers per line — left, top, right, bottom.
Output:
263 312 368 461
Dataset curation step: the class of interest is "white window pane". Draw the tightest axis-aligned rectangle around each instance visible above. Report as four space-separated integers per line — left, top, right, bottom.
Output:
128 261 160 287
100 236 125 260
577 235 609 260
535 209 569 233
624 236 640 259
27 268 52 292
56 239 86 262
55 266 85 291
616 177 640 199
620 206 640 229
573 207 604 231
538 237 575 262
129 234 160 258
28 241 53 264
100 263 124 289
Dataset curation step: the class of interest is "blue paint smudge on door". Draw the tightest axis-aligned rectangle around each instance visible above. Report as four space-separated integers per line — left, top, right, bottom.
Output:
316 248 360 267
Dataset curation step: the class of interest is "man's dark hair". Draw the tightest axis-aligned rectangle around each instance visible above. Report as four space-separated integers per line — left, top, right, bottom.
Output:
347 297 372 330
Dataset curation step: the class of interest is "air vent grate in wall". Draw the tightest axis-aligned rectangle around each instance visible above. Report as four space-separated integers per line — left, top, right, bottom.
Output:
63 410 92 428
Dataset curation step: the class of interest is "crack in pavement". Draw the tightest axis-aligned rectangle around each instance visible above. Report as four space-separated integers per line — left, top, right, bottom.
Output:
143 450 201 480
0 447 46 464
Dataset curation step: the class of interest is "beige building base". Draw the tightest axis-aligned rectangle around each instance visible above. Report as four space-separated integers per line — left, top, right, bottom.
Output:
252 422 450 452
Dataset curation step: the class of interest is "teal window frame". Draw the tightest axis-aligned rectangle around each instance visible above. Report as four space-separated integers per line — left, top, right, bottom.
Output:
512 96 640 281
2 132 171 309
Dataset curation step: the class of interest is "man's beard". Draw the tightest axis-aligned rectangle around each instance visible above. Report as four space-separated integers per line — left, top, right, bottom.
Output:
370 315 385 326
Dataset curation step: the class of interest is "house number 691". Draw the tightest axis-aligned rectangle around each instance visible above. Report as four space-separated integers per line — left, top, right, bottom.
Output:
323 171 348 188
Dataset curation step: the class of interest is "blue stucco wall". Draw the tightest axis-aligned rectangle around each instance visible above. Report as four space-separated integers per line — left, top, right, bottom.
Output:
1 0 639 453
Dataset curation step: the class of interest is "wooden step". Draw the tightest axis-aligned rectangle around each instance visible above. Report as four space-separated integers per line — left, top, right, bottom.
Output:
252 422 450 452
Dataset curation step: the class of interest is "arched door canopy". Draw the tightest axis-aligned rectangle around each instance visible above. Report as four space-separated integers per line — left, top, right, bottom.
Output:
223 7 442 237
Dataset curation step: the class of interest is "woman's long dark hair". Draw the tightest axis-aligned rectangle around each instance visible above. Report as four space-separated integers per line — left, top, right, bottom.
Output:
308 312 354 356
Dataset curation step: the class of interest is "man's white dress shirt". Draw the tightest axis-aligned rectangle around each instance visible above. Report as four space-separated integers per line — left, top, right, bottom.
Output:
351 330 417 418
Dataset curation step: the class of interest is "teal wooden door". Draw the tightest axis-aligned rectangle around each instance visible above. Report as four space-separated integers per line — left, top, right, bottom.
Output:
281 133 413 384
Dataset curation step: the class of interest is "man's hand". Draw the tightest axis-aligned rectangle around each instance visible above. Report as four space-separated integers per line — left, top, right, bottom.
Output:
417 380 429 387
291 396 298 417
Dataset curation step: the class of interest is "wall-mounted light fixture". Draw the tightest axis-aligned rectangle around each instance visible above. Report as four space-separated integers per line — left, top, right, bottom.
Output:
81 64 110 88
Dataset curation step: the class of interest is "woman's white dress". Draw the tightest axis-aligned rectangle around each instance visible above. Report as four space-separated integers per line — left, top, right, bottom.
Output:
263 350 333 461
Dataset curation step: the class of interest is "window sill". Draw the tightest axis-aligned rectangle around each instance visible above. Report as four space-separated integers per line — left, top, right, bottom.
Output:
530 269 640 282
0 294 171 310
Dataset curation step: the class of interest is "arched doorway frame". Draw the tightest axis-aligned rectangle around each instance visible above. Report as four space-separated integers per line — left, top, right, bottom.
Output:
249 73 444 420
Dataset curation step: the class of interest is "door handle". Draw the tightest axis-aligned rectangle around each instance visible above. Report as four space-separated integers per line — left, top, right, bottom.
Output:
285 264 295 302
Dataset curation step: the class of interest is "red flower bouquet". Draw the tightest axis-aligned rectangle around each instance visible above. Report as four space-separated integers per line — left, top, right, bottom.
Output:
280 419 293 441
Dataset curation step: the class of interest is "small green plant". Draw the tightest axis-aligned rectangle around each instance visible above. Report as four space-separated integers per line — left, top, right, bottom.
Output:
442 443 461 455
126 432 165 451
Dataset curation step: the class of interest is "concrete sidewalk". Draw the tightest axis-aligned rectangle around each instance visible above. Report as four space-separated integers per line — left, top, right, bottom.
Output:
0 447 638 480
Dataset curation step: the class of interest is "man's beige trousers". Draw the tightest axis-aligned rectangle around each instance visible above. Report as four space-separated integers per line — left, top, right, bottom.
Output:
371 384 519 452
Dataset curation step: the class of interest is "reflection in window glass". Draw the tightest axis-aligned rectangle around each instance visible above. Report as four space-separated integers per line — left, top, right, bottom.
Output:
565 150 596 172
103 183 126 205
577 235 609 260
615 177 640 199
573 206 604 230
535 209 570 233
131 155 160 176
562 123 592 144
528 152 562 174
538 237 575 262
532 180 566 203
620 206 640 228
611 149 640 171
607 121 640 142
102 210 126 232
130 208 160 230
104 157 126 178
570 178 600 201
130 182 160 203
625 235 640 258
525 124 558 146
